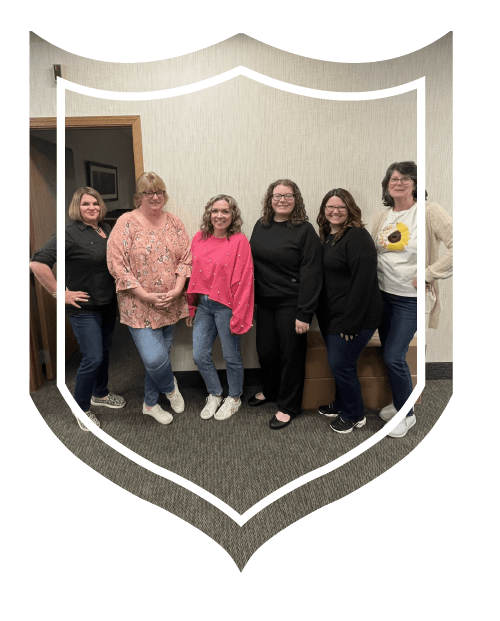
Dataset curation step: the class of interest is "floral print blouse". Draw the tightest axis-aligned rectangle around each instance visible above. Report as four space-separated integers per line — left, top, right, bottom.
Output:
107 210 192 328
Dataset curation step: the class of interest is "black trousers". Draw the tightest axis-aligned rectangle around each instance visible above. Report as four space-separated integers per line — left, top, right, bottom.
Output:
255 303 308 417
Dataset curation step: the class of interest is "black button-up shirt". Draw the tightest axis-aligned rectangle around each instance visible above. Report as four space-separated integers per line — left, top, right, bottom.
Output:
31 221 117 316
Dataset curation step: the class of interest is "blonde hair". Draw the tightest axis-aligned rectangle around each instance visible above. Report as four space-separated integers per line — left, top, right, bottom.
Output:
133 172 169 208
68 187 107 222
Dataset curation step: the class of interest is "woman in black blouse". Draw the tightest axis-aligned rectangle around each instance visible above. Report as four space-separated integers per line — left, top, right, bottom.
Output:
316 189 383 434
249 179 322 429
30 187 125 430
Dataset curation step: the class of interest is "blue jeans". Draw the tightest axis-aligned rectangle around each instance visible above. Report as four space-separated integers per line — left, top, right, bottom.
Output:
324 328 376 423
129 324 176 407
379 292 417 416
69 305 116 412
192 295 243 398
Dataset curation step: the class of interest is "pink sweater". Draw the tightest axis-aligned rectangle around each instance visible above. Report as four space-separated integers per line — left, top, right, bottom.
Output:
187 232 254 335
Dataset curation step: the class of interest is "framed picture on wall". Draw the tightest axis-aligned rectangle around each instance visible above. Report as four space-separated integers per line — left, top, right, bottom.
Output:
86 161 118 201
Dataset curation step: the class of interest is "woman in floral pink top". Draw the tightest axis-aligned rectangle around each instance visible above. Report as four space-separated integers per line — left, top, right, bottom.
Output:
186 195 254 422
107 172 192 425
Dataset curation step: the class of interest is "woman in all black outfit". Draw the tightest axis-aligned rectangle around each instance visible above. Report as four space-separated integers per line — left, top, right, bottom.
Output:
30 187 125 430
249 179 322 429
316 189 383 434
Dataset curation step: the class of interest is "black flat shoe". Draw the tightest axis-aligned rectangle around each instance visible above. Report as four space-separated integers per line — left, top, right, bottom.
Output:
269 414 292 430
248 393 271 407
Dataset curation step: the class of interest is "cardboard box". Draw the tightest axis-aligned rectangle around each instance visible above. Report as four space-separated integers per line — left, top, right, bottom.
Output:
302 331 420 410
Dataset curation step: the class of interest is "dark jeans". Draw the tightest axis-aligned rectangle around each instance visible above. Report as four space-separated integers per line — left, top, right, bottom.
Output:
256 303 308 417
379 292 417 416
324 328 376 423
69 305 116 412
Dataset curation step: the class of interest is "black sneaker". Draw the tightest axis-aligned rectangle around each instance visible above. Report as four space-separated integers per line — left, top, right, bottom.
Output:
330 416 366 434
318 402 340 417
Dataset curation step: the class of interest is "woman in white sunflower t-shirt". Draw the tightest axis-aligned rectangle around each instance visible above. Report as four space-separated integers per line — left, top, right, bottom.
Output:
371 161 452 438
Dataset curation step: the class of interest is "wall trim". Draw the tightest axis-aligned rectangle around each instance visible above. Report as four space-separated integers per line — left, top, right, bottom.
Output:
175 363 453 390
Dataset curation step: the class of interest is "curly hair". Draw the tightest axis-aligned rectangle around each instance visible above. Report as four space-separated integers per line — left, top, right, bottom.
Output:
261 179 308 226
316 188 364 244
68 187 107 222
381 161 427 207
133 172 170 209
200 194 243 239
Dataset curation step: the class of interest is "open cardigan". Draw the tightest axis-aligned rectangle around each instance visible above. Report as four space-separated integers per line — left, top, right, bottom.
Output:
371 201 452 329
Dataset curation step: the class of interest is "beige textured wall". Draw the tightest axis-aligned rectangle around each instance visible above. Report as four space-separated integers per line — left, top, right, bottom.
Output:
30 32 452 366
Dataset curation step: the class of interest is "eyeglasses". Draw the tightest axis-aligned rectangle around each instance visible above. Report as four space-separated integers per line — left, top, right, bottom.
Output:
142 190 166 198
389 177 413 186
272 193 295 201
325 206 347 213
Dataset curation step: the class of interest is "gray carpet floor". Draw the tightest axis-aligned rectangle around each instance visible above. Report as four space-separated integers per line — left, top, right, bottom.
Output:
30 321 452 570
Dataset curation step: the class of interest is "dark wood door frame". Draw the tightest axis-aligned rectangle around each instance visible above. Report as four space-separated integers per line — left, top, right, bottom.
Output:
29 115 144 391
29 115 144 180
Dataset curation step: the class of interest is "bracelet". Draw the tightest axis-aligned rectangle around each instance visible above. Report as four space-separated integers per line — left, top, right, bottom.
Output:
52 291 57 298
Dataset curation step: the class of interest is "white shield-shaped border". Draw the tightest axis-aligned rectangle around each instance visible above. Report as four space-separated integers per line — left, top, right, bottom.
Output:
17 26 479 586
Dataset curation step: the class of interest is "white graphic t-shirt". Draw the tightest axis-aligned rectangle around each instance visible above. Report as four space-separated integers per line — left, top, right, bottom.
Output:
376 203 417 297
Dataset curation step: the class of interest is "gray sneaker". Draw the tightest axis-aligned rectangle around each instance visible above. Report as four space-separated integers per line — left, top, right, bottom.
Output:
379 402 397 421
387 414 416 438
73 411 100 431
91 393 126 409
166 377 185 413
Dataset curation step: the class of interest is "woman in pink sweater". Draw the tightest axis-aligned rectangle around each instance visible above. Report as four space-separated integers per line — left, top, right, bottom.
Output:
186 195 254 421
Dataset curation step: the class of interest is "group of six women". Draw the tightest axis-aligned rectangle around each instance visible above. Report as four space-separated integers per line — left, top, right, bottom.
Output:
30 161 453 439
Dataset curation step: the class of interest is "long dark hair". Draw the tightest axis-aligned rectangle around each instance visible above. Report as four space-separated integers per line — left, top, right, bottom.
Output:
381 161 427 207
261 179 308 227
317 188 364 243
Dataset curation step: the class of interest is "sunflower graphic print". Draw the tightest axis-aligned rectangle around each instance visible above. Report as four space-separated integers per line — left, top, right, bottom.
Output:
374 204 418 297
378 221 411 251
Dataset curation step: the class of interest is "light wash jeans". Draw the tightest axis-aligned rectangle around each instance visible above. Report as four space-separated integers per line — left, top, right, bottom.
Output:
128 324 176 407
192 295 243 398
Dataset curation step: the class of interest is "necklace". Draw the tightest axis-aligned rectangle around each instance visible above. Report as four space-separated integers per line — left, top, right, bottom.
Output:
91 225 102 234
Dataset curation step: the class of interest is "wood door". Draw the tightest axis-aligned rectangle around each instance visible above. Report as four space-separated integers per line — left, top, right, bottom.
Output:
30 136 80 386
29 116 144 390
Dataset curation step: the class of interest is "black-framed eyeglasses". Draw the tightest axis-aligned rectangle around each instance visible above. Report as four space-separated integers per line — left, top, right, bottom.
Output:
272 193 295 201
142 190 166 198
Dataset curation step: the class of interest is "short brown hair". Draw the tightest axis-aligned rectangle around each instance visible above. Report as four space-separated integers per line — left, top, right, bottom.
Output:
68 187 107 222
200 194 242 239
133 172 169 208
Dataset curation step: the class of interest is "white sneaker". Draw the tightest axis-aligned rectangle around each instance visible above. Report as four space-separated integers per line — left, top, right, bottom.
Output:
73 411 100 431
214 396 241 421
166 377 185 413
143 403 173 425
379 402 397 421
200 394 222 420
387 414 416 438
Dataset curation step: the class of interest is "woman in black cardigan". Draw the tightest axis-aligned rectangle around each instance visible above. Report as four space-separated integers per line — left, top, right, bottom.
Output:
249 179 322 429
316 189 383 434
